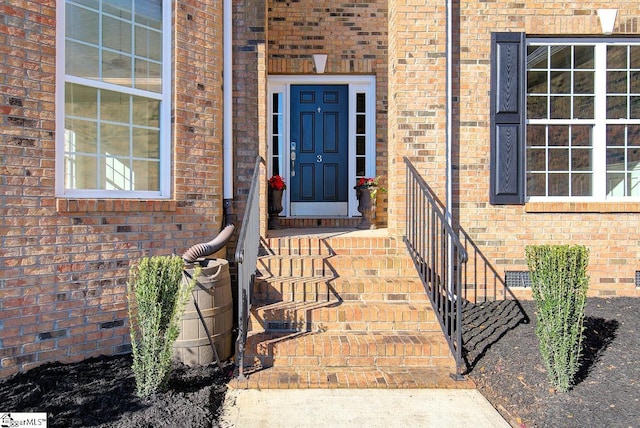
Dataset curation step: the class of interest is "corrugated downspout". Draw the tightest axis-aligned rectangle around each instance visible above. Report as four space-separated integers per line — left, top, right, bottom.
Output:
223 0 233 225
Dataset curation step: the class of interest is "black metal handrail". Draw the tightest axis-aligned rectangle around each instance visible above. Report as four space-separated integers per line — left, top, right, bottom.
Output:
403 157 468 378
234 156 264 379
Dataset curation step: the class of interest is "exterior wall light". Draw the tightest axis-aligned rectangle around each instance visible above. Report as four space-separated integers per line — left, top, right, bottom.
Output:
313 54 327 74
597 9 618 35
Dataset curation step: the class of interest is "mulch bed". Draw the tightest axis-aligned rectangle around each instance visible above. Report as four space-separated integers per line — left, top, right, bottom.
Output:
463 297 639 427
0 297 637 427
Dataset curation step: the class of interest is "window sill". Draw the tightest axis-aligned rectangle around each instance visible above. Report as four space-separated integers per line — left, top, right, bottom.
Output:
56 199 177 213
525 202 640 213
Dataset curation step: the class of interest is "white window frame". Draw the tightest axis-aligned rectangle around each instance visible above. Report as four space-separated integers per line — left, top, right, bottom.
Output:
55 0 172 198
526 38 640 202
268 75 376 217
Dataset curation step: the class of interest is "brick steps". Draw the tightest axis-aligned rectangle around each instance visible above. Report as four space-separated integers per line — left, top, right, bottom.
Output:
250 301 441 333
236 229 464 390
230 366 474 390
254 276 428 303
242 330 455 370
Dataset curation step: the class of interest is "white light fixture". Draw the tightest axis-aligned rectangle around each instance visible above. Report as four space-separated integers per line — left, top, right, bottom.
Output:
597 9 618 35
312 54 327 74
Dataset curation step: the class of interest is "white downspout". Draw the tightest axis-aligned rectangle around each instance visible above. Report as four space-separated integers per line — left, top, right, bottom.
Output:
446 0 454 295
223 0 233 222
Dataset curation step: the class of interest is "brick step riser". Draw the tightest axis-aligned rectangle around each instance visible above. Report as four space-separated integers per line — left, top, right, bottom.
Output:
253 280 429 303
262 239 402 257
243 355 454 369
257 265 416 280
249 318 442 334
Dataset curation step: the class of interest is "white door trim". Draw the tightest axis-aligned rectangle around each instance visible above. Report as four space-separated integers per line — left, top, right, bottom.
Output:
268 75 376 217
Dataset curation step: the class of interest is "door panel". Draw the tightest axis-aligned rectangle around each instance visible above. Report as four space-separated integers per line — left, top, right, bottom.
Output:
291 85 348 208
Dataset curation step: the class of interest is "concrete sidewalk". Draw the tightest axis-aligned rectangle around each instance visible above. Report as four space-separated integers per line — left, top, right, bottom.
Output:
219 388 511 428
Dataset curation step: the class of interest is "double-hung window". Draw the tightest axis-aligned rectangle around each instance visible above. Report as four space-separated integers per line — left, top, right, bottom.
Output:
490 34 640 204
57 0 171 197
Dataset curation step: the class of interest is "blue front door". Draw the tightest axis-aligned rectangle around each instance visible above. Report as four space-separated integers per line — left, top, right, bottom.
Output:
290 85 349 215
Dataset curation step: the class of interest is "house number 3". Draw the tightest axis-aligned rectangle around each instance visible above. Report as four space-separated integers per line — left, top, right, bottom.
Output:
317 155 323 163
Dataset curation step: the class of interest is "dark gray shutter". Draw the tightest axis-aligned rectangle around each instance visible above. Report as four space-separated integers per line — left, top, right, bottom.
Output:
490 32 525 205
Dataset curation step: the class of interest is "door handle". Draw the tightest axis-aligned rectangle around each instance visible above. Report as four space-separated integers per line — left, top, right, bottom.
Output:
290 142 296 176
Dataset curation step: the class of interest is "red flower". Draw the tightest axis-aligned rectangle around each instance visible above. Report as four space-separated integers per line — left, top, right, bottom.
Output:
356 177 377 187
269 175 286 190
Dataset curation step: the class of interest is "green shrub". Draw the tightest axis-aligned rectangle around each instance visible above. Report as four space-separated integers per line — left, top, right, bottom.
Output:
127 255 199 396
525 245 590 392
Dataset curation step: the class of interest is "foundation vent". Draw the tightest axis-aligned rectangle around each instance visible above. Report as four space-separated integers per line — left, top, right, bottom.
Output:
636 271 640 288
505 271 531 288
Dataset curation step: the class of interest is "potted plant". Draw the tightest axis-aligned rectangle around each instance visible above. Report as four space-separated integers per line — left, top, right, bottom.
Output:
268 175 286 229
354 177 384 229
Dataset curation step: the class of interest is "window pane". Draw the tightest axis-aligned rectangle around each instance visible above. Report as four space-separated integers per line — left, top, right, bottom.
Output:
607 125 625 146
629 125 640 146
356 158 365 177
573 71 593 94
103 0 132 20
574 46 594 69
628 172 640 197
527 148 546 171
66 41 99 80
134 0 162 29
100 123 130 156
103 16 132 53
548 148 569 171
550 96 570 119
631 46 640 68
571 148 591 171
356 136 365 155
135 26 162 61
628 147 640 167
527 95 547 119
573 96 594 119
100 91 130 123
527 71 547 93
527 172 545 196
356 115 365 134
66 4 99 44
66 83 97 118
631 96 640 119
132 160 160 191
102 51 132 86
571 174 591 196
548 125 568 146
607 96 627 119
527 45 547 69
103 156 132 190
134 59 161 92
67 154 99 189
607 45 627 69
571 125 592 147
527 125 546 146
65 119 97 154
607 148 625 171
132 96 160 127
549 173 569 196
607 172 625 196
550 46 572 69
550 70 570 93
132 128 159 158
607 71 627 93
356 93 366 113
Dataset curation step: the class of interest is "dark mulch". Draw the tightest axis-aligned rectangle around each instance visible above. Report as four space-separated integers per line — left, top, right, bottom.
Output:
0 297 637 427
463 297 639 428
0 355 233 428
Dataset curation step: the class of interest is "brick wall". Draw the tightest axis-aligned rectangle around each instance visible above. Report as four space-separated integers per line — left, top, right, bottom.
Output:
389 0 640 297
0 0 224 377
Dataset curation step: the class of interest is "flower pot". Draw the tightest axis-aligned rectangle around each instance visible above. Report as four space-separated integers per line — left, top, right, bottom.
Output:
355 185 377 230
268 188 284 229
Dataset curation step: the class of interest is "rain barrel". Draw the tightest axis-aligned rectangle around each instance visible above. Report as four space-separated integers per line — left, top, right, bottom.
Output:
173 259 233 366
